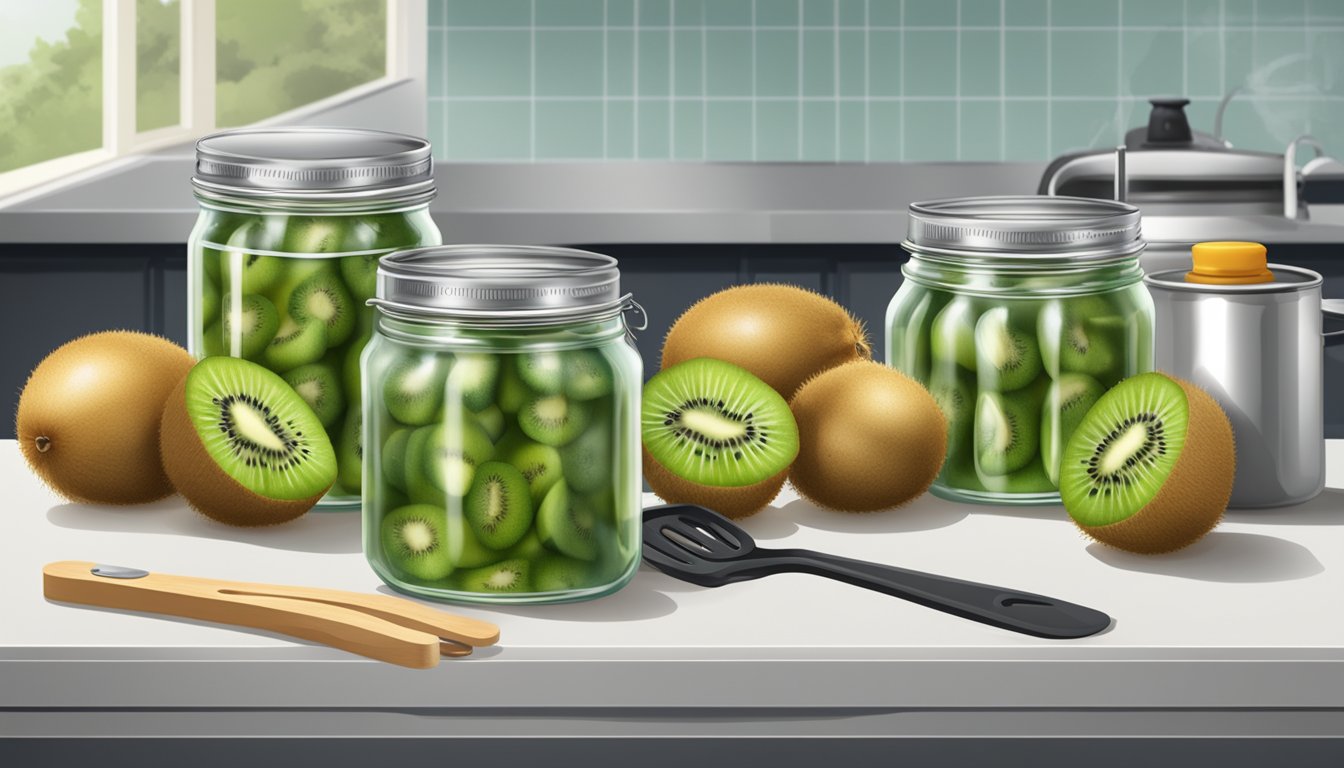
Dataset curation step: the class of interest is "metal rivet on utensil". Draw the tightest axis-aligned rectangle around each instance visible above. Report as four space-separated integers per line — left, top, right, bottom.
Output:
90 565 150 580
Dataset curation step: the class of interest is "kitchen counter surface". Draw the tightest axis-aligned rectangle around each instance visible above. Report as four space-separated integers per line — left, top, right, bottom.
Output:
3 438 1344 726
7 159 1344 247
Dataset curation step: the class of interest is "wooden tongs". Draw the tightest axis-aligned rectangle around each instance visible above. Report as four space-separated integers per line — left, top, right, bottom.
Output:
43 560 500 668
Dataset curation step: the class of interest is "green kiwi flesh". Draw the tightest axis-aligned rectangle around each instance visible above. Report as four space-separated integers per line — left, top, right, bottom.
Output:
563 349 614 400
381 428 413 491
1041 373 1105 487
1058 373 1188 527
264 316 327 372
496 362 533 414
382 354 446 426
178 356 336 501
472 405 506 443
420 419 495 497
534 554 597 592
464 461 534 549
281 362 345 428
641 357 799 487
974 389 1040 477
559 411 612 493
444 508 505 569
519 394 590 446
1038 298 1121 380
340 254 379 302
517 352 565 393
220 293 279 360
336 404 362 492
288 272 355 348
447 353 500 412
380 505 453 581
454 558 532 594
974 306 1042 392
536 481 600 561
505 440 564 505
929 296 979 371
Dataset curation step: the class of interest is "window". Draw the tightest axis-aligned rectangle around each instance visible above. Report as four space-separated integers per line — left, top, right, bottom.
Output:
0 0 401 198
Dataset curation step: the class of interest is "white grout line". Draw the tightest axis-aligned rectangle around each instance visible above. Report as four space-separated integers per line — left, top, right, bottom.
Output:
529 0 536 161
797 0 804 160
602 0 609 160
434 93 1344 104
428 24 1336 32
827 0 838 160
633 0 641 159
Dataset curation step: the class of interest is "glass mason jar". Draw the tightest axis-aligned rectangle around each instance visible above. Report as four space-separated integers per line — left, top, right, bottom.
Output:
188 128 442 508
362 246 645 604
886 197 1155 505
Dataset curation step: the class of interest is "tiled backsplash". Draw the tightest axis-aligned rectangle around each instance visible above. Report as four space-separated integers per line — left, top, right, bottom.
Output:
426 0 1344 162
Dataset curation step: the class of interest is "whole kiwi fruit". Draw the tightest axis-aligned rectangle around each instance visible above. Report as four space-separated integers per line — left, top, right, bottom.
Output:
17 331 195 504
661 283 871 399
1059 372 1235 554
788 360 947 512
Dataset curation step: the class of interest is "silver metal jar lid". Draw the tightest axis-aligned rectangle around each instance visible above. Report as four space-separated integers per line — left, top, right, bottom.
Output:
192 127 435 204
904 196 1144 262
372 245 636 326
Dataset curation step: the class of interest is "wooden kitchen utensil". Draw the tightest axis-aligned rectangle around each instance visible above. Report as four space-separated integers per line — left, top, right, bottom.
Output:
642 504 1113 639
42 560 500 668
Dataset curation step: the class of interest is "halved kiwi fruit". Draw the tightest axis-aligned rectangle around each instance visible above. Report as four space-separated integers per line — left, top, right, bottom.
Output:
446 353 500 412
472 405 507 443
453 558 532 594
281 362 345 428
220 293 280 360
496 362 533 414
1041 373 1105 487
974 306 1042 392
536 481 600 561
504 439 564 505
379 504 453 581
1038 297 1121 380
381 428 413 491
336 403 362 492
221 222 284 294
201 274 221 326
463 461 534 550
976 457 1056 494
382 353 447 426
641 357 800 518
1059 372 1234 554
563 349 614 401
559 411 613 494
340 254 380 302
159 356 337 525
288 272 355 349
263 316 327 372
974 388 1040 477
443 508 505 569
929 296 980 372
518 393 590 446
418 419 495 497
534 554 597 592
517 352 565 394
889 290 948 386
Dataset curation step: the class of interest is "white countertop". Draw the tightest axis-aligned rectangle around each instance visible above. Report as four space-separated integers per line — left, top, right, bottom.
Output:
3 439 1343 712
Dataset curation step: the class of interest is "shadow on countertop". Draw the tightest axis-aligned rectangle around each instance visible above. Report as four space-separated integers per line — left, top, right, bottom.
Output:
1085 531 1324 583
45 499 363 554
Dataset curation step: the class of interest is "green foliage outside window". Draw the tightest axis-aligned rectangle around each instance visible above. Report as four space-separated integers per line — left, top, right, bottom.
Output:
0 0 103 174
0 0 385 174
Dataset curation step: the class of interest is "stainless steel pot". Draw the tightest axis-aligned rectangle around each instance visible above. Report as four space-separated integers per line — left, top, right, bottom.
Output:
1145 262 1344 508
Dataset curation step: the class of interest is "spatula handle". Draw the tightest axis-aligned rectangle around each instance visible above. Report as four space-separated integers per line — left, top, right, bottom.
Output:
761 549 1112 639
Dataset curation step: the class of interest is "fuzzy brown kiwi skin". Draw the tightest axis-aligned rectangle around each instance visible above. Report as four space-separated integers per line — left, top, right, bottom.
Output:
1073 376 1235 554
643 446 789 519
660 283 872 400
788 360 947 513
159 371 330 526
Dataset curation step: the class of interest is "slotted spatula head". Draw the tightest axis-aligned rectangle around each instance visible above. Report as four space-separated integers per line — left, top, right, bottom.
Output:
642 504 762 586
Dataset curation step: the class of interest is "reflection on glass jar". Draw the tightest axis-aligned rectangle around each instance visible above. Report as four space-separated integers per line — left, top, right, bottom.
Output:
887 197 1155 505
188 128 442 508
363 246 643 604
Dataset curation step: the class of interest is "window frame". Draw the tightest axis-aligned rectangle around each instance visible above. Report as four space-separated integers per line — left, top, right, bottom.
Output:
0 0 421 202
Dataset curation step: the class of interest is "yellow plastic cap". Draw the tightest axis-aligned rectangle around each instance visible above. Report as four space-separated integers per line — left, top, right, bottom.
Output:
1186 241 1274 284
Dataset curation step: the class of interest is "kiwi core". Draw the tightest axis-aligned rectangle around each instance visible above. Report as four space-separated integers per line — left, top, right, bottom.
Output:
223 396 292 457
401 520 435 553
679 405 752 445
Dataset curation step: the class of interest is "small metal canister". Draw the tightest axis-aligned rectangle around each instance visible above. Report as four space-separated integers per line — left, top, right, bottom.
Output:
1145 243 1341 508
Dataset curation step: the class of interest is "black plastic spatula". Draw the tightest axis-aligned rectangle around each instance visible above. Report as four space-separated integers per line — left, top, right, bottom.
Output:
642 504 1112 639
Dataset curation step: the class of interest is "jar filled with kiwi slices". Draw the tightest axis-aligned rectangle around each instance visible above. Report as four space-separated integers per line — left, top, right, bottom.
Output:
189 128 442 508
888 196 1154 505
362 246 645 604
